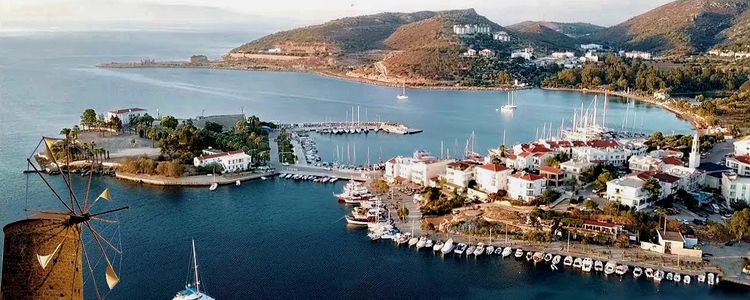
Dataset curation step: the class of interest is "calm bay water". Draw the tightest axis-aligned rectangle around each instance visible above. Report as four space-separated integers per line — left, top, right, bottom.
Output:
1 30 744 299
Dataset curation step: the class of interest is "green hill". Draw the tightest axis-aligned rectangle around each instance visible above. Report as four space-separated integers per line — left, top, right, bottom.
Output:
507 21 582 50
508 21 603 39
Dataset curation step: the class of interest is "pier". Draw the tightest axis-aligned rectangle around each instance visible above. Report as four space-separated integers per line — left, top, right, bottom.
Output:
284 121 422 135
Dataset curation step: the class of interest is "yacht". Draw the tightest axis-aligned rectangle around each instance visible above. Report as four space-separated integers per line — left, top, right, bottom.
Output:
551 255 561 265
683 275 691 284
502 247 512 258
494 247 503 256
654 270 664 282
644 268 654 278
466 245 476 257
633 267 643 278
673 273 681 283
594 260 604 272
499 91 518 112
514 249 524 258
697 274 706 283
453 243 467 255
473 243 485 257
615 264 629 275
396 82 409 100
563 256 573 266
425 239 434 249
408 237 419 247
665 272 673 281
485 245 495 256
525 251 533 261
209 183 218 191
604 261 616 275
172 240 216 300
581 258 593 272
441 239 455 254
532 252 544 263
707 273 715 285
433 240 444 252
572 257 582 268
416 237 427 250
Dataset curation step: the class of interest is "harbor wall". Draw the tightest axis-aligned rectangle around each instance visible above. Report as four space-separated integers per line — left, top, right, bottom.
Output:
1 219 83 300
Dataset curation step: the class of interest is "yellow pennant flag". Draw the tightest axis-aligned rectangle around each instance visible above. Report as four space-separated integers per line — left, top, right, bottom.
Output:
43 137 59 164
97 188 112 202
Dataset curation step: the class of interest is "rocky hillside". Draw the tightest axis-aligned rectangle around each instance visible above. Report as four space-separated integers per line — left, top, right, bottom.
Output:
718 8 750 49
508 21 603 38
591 0 750 56
506 21 582 50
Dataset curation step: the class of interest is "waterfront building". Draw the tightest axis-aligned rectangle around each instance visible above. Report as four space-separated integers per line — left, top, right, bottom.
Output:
108 107 147 125
726 155 750 176
721 172 750 206
193 150 252 173
734 136 750 156
654 230 702 258
606 177 650 210
445 161 479 189
580 220 623 236
385 151 451 187
538 166 564 187
507 172 546 202
474 163 512 194
493 31 510 41
580 43 602 51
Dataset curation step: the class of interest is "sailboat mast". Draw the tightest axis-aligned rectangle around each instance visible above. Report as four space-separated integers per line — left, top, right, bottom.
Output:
192 239 200 294
593 96 598 127
603 92 608 128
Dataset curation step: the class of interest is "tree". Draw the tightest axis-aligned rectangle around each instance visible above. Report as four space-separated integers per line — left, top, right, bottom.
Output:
370 178 389 195
204 121 223 133
60 128 71 137
583 199 598 211
642 178 662 200
538 190 561 205
397 206 410 221
160 115 178 129
730 200 750 212
80 109 97 130
594 172 614 191
727 209 750 241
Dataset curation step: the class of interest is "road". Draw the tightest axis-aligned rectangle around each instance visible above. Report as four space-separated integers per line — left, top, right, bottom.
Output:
703 139 734 164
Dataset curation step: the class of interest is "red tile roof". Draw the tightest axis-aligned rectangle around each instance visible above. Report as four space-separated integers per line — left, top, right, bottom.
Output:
109 107 145 114
480 164 510 172
539 166 563 175
636 171 680 184
587 140 620 149
388 158 396 164
733 155 750 165
197 150 245 160
511 172 544 181
662 157 683 166
447 161 477 171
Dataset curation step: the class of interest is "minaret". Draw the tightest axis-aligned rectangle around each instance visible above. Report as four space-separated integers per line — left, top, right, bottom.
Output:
689 133 700 169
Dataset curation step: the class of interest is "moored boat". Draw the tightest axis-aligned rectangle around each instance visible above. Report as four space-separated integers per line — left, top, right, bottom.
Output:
408 237 419 247
683 275 691 284
633 267 643 278
433 240 444 252
543 253 552 262
466 245 476 257
654 270 664 282
644 268 654 278
514 249 523 258
666 272 673 281
454 243 467 255
707 273 716 285
425 239 433 249
441 239 455 254
473 243 485 257
502 247 512 257
673 273 681 283
485 245 495 256
532 252 544 263
525 251 533 261
573 257 582 268
604 261 616 275
615 264 629 275
552 255 561 265
697 274 706 283
563 256 573 266
494 247 503 256
594 260 603 272
581 258 593 272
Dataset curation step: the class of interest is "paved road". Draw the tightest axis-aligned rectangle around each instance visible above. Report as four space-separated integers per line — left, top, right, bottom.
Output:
704 139 734 164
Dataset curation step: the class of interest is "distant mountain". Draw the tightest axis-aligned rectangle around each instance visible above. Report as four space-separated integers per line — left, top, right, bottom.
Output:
508 21 603 38
591 0 750 56
506 21 585 50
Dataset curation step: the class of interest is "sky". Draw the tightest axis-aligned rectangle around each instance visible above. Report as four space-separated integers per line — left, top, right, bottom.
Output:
0 0 675 30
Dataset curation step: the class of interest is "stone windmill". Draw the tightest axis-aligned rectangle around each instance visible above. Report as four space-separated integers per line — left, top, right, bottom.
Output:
1 136 128 299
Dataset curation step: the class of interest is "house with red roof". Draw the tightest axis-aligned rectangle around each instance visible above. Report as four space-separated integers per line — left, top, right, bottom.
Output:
726 155 750 177
507 172 546 202
539 166 564 187
475 163 512 194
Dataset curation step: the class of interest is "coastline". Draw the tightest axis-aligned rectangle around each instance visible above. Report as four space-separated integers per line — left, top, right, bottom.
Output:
115 171 278 186
541 87 706 132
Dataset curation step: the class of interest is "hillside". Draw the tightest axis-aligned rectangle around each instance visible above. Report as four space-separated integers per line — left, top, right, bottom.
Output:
506 21 582 50
508 21 603 38
719 8 750 49
591 0 750 56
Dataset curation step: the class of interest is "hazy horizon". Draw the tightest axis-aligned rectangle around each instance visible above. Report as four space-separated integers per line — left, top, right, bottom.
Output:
1 0 674 32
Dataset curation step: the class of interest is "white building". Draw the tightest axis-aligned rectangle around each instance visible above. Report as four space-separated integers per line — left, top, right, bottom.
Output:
453 24 491 35
559 159 594 181
726 155 750 176
722 172 750 206
479 49 495 57
551 51 575 59
629 155 663 172
580 43 603 51
607 177 650 210
475 163 512 194
734 136 750 156
193 150 252 173
463 48 477 57
580 51 599 62
493 31 510 42
445 161 478 189
385 151 451 187
507 172 546 202
511 48 534 60
108 107 147 125
624 51 652 60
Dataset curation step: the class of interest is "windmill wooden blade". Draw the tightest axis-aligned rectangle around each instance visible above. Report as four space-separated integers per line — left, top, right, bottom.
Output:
82 239 103 300
105 263 120 290
86 223 122 255
91 216 119 224
36 242 63 270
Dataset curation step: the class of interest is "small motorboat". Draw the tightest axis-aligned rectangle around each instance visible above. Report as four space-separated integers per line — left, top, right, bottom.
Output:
633 267 643 278
645 268 654 278
683 275 691 284
654 270 664 282
552 255 561 265
453 243 466 255
494 247 503 256
673 273 681 283
573 257 582 268
425 239 433 249
544 253 553 263
485 245 495 256
615 264 629 275
466 245 476 257
515 249 524 258
604 261 616 275
368 232 381 241
594 260 604 272
697 274 706 283
441 239 455 254
581 258 593 272
209 183 218 191
563 256 573 266
408 237 419 247
666 272 673 281
525 251 533 261
502 247 512 257
433 240 444 252
473 243 485 257
260 176 267 181
707 273 715 285
532 252 544 263
236 180 241 186
416 237 427 249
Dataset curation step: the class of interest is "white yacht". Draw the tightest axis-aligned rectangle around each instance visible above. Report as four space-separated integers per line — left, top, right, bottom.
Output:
551 255 561 265
433 240 445 252
594 260 604 272
441 239 455 254
514 249 524 258
563 256 573 266
454 243 467 255
697 274 706 283
673 273 681 283
644 268 654 278
633 267 643 278
499 91 518 112
683 275 691 284
615 264 629 275
473 243 485 257
485 245 495 256
173 240 216 300
396 82 409 100
572 257 582 268
502 247 512 257
209 183 218 191
604 261 616 275
581 258 593 272
654 270 664 282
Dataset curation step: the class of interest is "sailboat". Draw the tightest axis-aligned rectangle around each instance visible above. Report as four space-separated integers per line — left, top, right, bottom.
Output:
396 82 409 100
173 240 216 300
499 91 517 112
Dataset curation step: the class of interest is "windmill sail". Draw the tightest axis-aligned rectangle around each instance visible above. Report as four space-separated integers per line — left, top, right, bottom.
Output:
95 188 112 203
106 264 120 290
36 242 63 269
